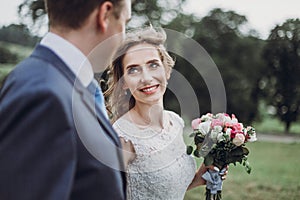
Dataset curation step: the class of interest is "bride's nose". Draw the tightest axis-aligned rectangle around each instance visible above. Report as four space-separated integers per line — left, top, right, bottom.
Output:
140 70 153 83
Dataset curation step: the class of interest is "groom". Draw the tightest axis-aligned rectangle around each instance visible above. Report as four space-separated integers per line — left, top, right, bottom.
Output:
0 0 131 199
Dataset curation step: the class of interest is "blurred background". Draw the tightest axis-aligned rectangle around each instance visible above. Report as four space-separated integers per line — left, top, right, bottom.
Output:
0 0 299 199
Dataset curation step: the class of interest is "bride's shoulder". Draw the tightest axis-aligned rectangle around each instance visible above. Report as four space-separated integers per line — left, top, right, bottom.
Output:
165 110 185 128
112 113 132 131
112 113 136 142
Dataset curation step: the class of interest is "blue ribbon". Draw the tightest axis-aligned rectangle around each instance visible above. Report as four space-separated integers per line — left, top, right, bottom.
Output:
202 169 223 194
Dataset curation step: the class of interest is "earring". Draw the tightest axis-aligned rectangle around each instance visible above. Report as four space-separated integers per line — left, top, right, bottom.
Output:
124 89 128 95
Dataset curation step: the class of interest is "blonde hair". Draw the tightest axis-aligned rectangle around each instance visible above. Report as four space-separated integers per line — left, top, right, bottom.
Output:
105 27 175 122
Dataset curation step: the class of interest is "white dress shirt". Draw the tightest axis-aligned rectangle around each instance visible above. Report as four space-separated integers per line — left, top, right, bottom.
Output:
40 32 94 87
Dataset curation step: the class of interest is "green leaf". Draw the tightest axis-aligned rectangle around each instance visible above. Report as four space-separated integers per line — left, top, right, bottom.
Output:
194 133 205 145
193 149 200 157
204 154 214 166
189 132 196 137
186 146 193 155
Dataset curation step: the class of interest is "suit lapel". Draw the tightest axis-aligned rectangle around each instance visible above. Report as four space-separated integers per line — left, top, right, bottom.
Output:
79 85 121 146
31 45 121 146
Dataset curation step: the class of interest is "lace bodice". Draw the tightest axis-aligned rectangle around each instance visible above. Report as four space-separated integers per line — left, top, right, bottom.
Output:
113 111 196 200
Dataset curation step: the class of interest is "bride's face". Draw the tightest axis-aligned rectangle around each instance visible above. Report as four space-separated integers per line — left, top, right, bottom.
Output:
122 43 170 106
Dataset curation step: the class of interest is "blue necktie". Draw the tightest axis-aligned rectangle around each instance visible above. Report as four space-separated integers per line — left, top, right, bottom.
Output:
87 80 108 119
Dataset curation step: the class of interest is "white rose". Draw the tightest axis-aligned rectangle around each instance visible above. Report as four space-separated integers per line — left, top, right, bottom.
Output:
224 116 232 124
198 121 211 135
217 132 224 142
225 128 232 137
210 130 219 141
232 134 245 146
213 125 223 133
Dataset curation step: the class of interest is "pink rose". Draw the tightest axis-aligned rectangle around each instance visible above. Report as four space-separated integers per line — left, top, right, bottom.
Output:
232 133 245 146
225 122 232 127
211 119 223 128
191 118 201 130
232 123 243 132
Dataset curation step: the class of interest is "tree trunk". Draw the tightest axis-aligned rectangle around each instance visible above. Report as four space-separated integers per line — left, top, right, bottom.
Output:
285 122 290 134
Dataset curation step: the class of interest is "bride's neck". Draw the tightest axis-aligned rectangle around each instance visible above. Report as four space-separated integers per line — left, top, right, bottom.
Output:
131 104 164 129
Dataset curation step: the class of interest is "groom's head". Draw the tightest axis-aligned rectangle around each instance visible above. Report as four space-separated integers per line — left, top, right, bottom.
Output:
44 0 128 29
44 0 131 60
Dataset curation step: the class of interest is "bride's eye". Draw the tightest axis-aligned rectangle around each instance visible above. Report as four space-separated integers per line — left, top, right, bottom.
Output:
127 66 140 75
148 62 160 69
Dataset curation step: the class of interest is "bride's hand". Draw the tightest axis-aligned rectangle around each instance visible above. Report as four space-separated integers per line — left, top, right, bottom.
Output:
119 138 136 169
187 164 228 190
206 164 228 181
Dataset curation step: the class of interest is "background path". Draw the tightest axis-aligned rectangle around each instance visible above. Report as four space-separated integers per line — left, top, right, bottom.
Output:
257 133 300 143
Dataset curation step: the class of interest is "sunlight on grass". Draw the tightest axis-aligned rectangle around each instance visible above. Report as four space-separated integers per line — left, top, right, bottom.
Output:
0 41 34 84
0 41 33 60
0 64 14 83
253 101 300 135
253 116 300 135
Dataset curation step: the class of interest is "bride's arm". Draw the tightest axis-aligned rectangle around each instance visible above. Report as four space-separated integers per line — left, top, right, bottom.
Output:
119 138 136 169
187 163 207 190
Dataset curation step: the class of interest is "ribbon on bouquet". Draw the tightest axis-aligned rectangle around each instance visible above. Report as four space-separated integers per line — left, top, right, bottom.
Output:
202 168 226 194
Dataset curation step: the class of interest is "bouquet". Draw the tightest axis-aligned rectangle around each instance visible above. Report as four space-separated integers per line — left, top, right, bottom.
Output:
187 113 257 200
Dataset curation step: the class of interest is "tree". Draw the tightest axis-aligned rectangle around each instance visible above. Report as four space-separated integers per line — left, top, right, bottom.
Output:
0 24 40 47
17 0 188 30
0 46 18 64
174 8 266 123
18 0 46 33
262 19 300 133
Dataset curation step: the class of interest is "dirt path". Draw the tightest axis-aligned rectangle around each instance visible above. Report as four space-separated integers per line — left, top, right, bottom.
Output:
257 133 300 143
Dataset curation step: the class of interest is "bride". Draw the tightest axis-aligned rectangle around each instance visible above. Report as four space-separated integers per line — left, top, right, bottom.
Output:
105 27 226 199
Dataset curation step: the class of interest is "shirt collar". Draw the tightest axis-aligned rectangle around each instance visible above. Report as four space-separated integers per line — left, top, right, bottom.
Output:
40 32 93 87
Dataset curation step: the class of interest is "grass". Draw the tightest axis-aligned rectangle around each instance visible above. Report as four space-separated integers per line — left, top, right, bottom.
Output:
0 64 14 84
0 41 33 60
0 41 33 84
184 141 300 200
253 116 300 135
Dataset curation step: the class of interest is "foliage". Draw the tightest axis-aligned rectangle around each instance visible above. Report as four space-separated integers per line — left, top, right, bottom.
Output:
18 0 47 34
18 0 46 23
262 19 300 133
0 42 33 87
0 24 40 47
191 9 266 123
0 46 18 64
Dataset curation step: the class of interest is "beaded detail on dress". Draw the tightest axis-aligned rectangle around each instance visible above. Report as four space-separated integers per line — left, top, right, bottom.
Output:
113 111 196 200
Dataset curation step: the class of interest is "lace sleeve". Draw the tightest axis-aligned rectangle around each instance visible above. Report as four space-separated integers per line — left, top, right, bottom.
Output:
166 110 185 129
112 121 131 142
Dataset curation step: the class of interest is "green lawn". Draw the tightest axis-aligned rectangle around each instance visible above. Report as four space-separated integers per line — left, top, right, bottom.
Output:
184 141 300 200
0 41 33 60
253 116 300 135
0 64 14 85
0 41 33 84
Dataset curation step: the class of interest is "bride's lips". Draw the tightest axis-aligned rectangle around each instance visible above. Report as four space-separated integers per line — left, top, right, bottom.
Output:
139 84 159 95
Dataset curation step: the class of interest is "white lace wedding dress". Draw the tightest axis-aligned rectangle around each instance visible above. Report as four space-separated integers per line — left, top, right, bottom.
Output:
113 110 196 200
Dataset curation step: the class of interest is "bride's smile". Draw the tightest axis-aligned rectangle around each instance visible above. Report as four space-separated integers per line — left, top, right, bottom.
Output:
139 84 160 95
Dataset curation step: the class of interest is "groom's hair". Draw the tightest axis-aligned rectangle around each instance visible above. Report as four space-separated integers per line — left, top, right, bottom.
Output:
44 0 125 29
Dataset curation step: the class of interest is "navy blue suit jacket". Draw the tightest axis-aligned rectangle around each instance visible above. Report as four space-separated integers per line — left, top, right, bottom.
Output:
0 45 126 199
